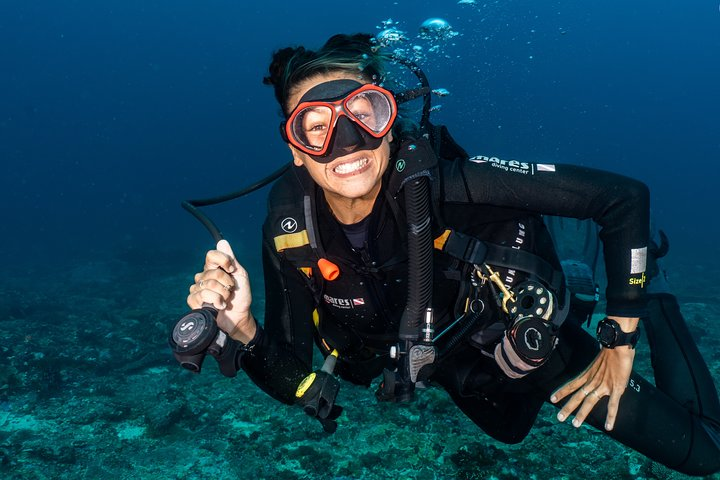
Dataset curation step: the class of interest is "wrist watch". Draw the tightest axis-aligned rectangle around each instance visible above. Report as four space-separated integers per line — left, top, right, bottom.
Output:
596 317 640 349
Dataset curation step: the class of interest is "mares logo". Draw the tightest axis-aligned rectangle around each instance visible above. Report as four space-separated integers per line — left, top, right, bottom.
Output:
628 272 647 288
323 294 365 310
469 155 556 175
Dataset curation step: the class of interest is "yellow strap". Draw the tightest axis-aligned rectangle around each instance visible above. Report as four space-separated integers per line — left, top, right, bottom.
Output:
274 230 310 252
434 229 452 250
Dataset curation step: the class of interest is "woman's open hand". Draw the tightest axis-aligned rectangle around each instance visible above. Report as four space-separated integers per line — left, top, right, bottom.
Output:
550 316 638 431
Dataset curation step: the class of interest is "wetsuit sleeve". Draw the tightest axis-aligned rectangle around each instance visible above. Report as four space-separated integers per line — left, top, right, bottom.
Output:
441 158 649 317
238 237 317 404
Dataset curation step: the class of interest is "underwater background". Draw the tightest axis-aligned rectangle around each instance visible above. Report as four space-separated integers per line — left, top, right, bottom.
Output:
1 0 719 478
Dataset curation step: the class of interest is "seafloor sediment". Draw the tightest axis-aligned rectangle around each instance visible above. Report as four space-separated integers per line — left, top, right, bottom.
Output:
1 249 719 480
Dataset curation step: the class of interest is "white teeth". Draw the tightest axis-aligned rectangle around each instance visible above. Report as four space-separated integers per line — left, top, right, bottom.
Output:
333 158 368 174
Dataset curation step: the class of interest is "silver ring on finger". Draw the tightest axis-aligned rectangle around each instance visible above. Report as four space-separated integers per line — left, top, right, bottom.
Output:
199 280 205 288
591 390 600 398
581 387 590 396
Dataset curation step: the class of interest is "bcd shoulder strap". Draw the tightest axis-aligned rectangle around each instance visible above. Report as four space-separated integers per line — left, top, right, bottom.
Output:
433 228 564 294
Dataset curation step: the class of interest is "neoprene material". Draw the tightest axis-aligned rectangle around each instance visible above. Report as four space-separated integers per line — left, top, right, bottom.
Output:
437 298 720 475
238 135 719 474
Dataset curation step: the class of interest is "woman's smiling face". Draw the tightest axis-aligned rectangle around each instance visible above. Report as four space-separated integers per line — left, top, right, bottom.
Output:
285 72 393 203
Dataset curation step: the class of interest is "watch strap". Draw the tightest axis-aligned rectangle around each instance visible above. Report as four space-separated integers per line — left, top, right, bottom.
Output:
597 317 640 349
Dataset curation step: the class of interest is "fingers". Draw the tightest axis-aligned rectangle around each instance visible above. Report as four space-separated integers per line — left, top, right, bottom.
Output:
202 242 248 284
187 271 236 310
570 387 605 427
189 278 234 295
204 249 237 273
187 286 229 310
555 385 587 423
552 348 634 431
203 240 244 275
555 384 607 427
551 358 595 404
550 374 586 404
604 389 623 431
197 269 236 290
550 360 599 426
187 240 252 323
216 240 241 271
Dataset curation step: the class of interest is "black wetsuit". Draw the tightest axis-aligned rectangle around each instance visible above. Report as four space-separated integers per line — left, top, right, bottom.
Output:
239 147 720 475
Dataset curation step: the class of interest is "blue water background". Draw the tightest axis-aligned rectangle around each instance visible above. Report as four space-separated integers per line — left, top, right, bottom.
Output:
1 0 718 271
2 2 720 478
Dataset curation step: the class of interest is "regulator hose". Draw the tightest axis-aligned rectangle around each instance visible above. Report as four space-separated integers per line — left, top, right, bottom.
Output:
181 162 291 242
399 175 433 341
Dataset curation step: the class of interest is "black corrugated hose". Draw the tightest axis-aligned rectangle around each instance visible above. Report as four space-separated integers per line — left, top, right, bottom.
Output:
399 175 433 340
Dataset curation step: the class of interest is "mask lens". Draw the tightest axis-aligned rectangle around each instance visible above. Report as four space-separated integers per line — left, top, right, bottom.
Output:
291 105 334 151
286 85 396 156
346 89 393 134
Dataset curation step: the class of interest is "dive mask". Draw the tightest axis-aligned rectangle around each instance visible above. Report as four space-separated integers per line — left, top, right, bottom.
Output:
281 79 398 163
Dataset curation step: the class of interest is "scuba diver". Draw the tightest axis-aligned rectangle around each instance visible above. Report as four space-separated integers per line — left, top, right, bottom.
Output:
172 33 720 475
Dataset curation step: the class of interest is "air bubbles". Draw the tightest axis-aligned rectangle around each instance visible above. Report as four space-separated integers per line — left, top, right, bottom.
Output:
374 17 459 94
374 16 461 74
376 27 407 48
418 18 459 42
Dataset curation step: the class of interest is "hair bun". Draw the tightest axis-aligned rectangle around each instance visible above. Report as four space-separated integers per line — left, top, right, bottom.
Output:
263 46 306 87
263 33 387 115
323 33 374 52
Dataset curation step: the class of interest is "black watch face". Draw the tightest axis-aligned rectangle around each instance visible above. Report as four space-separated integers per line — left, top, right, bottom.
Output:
598 320 617 347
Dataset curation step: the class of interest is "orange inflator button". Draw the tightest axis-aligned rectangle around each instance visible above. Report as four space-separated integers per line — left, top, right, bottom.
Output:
317 258 340 281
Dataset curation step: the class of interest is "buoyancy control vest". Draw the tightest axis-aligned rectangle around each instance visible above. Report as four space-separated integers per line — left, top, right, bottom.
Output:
262 141 441 356
263 123 568 382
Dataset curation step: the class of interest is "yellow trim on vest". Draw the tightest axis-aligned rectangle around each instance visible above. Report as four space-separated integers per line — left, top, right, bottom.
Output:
312 309 334 353
434 229 452 250
300 267 313 277
274 230 310 252
312 309 320 328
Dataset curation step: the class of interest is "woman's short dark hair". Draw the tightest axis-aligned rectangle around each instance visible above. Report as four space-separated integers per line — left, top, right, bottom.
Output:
263 33 387 116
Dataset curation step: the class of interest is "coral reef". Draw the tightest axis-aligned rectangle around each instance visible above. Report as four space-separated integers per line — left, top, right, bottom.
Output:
1 254 718 479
